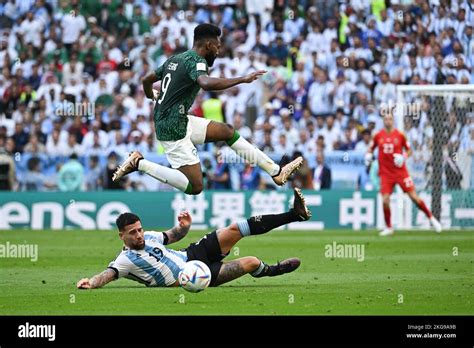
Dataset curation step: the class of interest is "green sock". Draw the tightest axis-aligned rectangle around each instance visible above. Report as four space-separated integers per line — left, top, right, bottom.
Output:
228 131 280 176
185 182 193 195
226 130 240 146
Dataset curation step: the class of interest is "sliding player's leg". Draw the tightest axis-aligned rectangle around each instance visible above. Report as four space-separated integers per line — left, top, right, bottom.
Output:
211 257 260 286
216 188 311 255
186 189 309 287
201 119 303 185
212 256 301 286
406 189 442 232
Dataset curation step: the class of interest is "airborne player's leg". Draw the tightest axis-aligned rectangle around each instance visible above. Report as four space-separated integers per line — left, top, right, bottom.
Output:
112 151 204 194
112 151 192 194
203 120 303 186
113 118 207 195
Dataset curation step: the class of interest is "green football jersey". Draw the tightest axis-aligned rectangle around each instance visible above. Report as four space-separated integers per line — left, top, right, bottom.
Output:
153 50 209 141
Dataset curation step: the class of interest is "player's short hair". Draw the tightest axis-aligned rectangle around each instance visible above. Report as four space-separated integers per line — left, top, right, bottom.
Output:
193 23 221 44
116 212 140 231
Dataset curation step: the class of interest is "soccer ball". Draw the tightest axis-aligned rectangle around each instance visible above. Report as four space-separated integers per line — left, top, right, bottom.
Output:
178 260 211 293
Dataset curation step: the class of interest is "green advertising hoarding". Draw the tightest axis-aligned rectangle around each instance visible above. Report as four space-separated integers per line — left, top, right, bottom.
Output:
0 190 472 230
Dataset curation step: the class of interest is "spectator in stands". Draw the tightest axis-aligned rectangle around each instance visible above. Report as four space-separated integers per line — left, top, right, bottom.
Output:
63 133 84 157
240 163 261 190
232 113 252 140
57 154 84 192
202 91 225 123
308 70 333 117
11 123 29 153
46 129 66 156
295 129 316 159
320 115 341 151
274 133 294 156
355 129 372 153
85 155 102 191
22 157 55 191
23 133 46 155
280 111 299 146
207 145 231 190
202 157 214 190
312 150 331 190
374 71 397 105
127 130 147 154
339 128 357 151
0 140 15 191
103 152 128 190
260 131 275 153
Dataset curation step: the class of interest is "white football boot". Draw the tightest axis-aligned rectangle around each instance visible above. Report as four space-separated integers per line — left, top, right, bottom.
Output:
379 228 395 236
430 217 442 233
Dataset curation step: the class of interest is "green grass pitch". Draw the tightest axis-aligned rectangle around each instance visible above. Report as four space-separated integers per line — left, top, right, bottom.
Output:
0 229 472 315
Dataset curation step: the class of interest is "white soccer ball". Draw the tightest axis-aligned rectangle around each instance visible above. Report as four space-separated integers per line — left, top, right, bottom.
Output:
178 260 211 293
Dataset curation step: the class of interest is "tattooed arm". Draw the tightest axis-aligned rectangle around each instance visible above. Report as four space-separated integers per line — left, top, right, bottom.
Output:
76 269 116 289
163 211 192 245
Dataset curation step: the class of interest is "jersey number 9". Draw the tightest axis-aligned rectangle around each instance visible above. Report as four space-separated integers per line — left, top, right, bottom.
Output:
157 73 171 104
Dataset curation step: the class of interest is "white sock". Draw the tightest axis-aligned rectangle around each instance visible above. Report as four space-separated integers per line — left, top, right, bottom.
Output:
230 137 280 176
138 159 190 193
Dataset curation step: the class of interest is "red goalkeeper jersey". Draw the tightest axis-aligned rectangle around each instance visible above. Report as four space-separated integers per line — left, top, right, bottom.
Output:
371 128 410 178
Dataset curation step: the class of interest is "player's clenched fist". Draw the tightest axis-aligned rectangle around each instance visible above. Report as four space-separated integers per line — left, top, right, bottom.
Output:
393 153 405 168
77 278 91 289
177 210 192 229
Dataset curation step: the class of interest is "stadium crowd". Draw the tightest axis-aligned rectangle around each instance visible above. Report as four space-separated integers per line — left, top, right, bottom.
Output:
0 0 473 192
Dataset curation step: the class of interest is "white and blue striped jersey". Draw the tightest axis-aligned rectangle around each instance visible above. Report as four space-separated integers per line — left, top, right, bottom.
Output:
108 231 188 287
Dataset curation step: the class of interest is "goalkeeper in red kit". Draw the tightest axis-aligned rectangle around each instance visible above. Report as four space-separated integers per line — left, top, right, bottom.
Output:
365 112 442 236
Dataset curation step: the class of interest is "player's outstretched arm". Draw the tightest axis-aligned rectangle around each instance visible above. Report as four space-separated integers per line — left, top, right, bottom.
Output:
142 72 160 100
197 70 266 91
76 269 116 289
163 211 192 245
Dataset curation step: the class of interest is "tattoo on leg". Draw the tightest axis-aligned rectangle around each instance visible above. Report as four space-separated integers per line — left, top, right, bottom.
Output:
213 260 246 286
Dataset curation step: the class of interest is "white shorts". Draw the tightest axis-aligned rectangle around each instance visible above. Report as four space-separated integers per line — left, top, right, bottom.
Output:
159 115 211 169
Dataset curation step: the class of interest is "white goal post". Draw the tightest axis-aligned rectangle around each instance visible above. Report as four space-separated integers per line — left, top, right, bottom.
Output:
393 84 474 230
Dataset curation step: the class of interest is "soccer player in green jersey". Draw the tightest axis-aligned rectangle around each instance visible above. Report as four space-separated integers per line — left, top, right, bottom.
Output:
112 23 303 194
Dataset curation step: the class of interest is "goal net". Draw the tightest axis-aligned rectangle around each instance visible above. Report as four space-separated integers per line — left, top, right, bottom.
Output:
393 85 474 230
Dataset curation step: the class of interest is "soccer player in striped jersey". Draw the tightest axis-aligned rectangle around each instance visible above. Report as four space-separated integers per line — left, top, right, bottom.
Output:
76 188 311 289
112 23 303 195
365 112 442 236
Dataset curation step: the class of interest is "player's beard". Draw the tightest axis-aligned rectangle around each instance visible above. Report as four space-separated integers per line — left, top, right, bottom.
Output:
205 53 217 67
